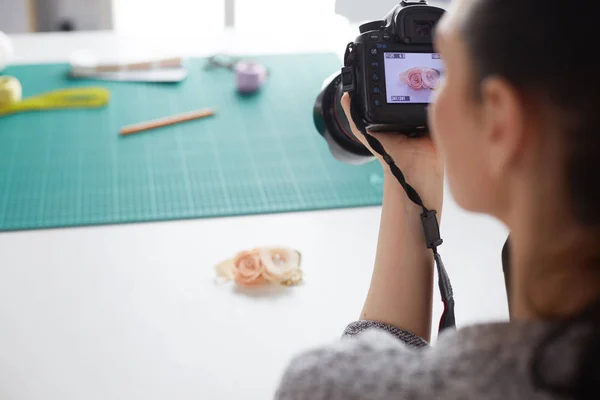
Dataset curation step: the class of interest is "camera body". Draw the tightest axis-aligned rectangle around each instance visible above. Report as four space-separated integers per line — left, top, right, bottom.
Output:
341 0 445 135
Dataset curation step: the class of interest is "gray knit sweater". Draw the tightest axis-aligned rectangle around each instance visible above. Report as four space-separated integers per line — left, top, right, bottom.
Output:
274 319 588 399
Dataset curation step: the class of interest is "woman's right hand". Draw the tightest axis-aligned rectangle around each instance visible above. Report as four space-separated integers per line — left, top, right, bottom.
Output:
340 92 444 211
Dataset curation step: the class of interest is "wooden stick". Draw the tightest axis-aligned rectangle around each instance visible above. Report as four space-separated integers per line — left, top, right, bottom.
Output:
120 108 216 136
71 57 184 75
96 57 183 72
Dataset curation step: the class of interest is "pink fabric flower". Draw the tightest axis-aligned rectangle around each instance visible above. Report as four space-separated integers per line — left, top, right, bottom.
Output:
406 68 424 90
400 66 440 90
233 249 266 287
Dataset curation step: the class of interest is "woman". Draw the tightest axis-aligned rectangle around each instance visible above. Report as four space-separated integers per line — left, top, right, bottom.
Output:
275 0 600 398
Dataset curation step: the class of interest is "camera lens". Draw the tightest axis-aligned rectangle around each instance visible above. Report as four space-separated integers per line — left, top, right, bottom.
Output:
414 20 434 37
313 72 375 165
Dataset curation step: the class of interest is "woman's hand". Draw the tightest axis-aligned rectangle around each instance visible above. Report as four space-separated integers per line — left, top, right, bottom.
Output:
340 93 444 211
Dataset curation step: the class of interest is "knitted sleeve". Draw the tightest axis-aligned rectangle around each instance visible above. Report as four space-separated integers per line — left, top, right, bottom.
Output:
274 322 434 400
343 320 430 348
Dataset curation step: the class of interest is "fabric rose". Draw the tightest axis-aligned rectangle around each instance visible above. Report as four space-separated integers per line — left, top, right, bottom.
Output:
421 67 440 89
232 249 266 287
400 67 424 90
259 247 302 285
215 246 303 288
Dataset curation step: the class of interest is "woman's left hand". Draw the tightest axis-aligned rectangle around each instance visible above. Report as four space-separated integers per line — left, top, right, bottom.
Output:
340 93 444 211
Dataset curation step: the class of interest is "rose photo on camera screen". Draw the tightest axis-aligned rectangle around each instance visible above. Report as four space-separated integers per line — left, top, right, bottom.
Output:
399 67 440 90
384 53 444 103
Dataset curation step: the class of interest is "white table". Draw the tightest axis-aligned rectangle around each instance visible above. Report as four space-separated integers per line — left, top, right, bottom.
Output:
0 30 510 400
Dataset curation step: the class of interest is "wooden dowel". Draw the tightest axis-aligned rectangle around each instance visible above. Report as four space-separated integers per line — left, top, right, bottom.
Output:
119 108 216 136
94 57 184 73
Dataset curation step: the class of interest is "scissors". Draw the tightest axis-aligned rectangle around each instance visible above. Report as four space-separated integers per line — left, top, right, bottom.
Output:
0 86 110 117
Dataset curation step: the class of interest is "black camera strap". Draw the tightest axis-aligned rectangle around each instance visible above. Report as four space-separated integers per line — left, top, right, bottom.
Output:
343 42 455 334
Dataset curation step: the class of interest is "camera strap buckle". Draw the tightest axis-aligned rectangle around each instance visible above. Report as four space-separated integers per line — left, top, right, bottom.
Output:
341 66 355 92
421 210 443 248
341 42 357 93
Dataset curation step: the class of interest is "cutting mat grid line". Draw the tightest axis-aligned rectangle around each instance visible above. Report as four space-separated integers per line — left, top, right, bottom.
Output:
0 53 384 231
281 67 344 205
262 81 307 207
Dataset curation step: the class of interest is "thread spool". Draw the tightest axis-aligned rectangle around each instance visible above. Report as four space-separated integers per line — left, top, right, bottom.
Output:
0 76 23 107
0 31 14 72
234 61 268 94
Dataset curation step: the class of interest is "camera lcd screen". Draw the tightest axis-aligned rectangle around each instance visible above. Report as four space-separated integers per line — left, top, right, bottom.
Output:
383 52 444 103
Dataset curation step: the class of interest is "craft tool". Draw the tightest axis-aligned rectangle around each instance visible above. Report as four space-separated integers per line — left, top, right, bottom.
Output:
119 107 216 136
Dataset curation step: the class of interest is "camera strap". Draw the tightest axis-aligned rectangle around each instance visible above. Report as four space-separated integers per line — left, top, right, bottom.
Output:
343 42 455 334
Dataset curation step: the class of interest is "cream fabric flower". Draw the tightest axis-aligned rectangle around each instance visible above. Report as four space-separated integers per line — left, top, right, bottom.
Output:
259 247 302 285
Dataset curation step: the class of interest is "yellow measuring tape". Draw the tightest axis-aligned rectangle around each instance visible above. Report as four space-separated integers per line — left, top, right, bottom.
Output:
0 76 22 106
0 76 110 117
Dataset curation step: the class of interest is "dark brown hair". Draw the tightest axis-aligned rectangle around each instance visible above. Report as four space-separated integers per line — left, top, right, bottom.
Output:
459 0 600 397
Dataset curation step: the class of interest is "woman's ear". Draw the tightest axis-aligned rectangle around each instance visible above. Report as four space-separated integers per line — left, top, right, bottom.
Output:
479 76 528 178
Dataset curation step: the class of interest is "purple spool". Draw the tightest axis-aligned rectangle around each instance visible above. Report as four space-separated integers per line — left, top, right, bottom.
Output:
234 61 268 93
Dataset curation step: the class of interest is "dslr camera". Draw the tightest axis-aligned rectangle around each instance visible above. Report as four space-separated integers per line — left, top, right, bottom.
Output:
313 0 445 164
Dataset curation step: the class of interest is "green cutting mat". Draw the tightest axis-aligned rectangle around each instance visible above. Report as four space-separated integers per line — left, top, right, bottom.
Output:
0 53 384 231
